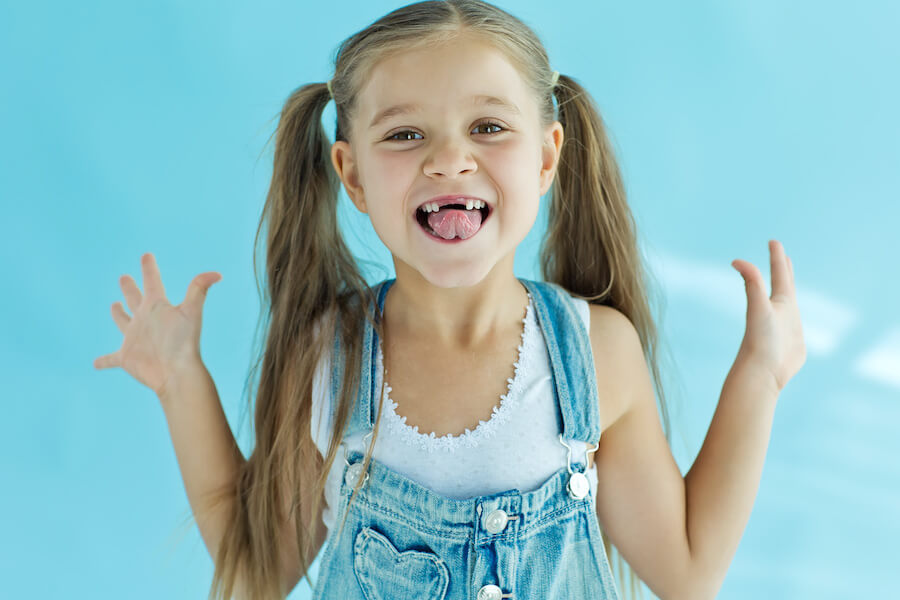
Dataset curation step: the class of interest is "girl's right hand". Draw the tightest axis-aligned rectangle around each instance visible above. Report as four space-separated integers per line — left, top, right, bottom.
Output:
93 252 223 399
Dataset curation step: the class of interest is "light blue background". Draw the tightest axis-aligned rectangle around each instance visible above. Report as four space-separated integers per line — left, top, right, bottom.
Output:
2 1 897 598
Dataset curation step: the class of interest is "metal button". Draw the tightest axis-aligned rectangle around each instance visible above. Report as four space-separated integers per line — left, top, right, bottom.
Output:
477 584 503 600
344 462 366 488
566 471 590 500
484 509 509 534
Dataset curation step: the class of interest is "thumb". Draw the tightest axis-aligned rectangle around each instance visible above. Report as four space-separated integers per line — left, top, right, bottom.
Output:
182 271 222 317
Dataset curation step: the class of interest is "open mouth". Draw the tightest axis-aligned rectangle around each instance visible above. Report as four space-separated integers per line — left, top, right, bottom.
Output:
414 203 492 240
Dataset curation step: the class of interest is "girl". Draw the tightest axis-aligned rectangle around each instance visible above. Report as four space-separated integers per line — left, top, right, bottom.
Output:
94 1 806 599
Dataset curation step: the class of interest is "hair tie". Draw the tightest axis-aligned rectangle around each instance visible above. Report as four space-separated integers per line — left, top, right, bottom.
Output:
550 70 560 88
326 79 334 99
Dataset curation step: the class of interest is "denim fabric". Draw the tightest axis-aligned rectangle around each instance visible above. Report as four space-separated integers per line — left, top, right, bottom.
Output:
313 278 621 599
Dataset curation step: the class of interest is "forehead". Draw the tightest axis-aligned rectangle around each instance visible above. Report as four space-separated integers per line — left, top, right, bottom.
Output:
357 39 535 128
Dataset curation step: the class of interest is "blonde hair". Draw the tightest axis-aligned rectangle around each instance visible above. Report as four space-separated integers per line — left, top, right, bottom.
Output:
199 1 678 598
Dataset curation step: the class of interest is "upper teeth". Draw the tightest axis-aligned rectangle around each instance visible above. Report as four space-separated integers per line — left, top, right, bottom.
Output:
421 199 485 213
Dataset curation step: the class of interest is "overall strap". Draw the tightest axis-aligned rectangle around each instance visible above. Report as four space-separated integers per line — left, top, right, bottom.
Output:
331 279 395 440
518 278 602 445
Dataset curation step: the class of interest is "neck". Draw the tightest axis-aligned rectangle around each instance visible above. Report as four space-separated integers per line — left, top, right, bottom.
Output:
384 265 529 349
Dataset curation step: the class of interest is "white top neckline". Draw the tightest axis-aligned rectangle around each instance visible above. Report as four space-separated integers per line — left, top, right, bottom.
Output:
376 293 535 453
310 292 599 527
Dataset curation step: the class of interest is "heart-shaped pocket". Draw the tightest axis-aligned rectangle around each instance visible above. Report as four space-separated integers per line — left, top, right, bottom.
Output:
353 526 450 600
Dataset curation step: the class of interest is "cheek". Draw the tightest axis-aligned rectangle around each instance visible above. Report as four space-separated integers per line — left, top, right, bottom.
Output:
485 144 542 230
374 149 411 170
492 135 540 166
485 143 542 195
365 152 414 189
360 154 416 224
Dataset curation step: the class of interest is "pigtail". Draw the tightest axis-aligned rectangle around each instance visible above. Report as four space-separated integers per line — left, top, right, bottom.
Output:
543 73 629 303
545 72 677 600
547 72 672 438
206 81 374 600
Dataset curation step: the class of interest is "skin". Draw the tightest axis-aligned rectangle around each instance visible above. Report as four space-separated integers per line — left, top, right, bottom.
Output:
330 36 563 348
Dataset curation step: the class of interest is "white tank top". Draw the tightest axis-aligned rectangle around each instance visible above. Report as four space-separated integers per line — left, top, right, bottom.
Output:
310 293 599 533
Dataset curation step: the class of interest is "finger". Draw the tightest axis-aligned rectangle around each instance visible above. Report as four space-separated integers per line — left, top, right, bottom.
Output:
732 258 769 314
111 301 131 333
119 274 142 314
769 239 790 301
181 272 223 318
141 252 167 300
731 259 766 300
93 350 120 370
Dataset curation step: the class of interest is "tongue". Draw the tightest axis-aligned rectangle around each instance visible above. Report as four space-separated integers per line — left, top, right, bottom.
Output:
427 208 484 240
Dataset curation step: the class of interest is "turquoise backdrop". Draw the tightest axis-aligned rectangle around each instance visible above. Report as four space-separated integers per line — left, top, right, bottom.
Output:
2 1 896 598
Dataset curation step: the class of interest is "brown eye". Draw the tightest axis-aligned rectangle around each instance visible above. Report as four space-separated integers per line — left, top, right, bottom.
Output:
472 121 505 135
386 130 424 142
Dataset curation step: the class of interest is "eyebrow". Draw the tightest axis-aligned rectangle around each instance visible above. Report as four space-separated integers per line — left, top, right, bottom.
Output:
367 95 522 129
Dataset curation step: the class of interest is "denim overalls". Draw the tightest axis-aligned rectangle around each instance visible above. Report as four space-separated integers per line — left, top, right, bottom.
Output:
312 278 621 600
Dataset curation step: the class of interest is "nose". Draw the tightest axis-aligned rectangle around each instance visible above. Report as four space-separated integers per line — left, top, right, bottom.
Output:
423 135 477 178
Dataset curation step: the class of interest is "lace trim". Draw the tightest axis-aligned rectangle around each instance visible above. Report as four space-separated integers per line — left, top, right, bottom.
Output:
377 293 534 453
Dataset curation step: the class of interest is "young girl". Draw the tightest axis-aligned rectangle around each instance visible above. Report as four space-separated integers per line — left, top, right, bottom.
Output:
94 1 805 599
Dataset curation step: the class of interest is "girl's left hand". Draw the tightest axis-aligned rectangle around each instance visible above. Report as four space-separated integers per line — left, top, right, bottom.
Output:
730 239 807 393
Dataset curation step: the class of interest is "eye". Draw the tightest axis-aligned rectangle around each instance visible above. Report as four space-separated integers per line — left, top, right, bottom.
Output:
383 120 507 142
386 130 424 142
472 120 506 135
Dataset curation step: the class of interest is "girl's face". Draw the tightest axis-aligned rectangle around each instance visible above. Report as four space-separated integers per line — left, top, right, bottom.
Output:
330 37 563 289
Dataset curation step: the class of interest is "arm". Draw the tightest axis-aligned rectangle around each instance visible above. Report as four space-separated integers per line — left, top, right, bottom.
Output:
687 239 804 595
591 309 778 600
591 307 778 600
95 253 312 593
159 361 328 596
157 360 246 566
593 240 804 599
683 358 779 597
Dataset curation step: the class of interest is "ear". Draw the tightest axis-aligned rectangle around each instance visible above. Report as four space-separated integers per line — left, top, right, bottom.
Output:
538 121 564 196
330 140 367 213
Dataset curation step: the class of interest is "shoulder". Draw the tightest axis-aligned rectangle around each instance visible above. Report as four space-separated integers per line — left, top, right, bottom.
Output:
583 302 644 434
